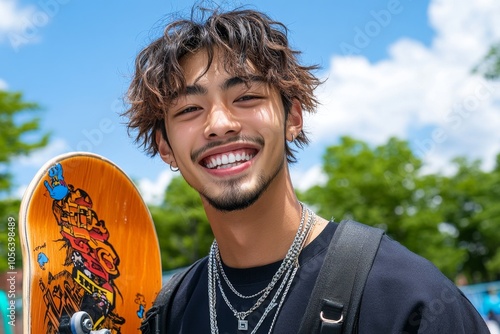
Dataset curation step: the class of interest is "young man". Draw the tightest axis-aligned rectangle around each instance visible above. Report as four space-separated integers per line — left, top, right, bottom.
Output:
124 7 489 334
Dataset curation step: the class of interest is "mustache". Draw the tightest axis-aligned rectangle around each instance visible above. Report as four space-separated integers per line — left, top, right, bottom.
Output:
191 135 264 162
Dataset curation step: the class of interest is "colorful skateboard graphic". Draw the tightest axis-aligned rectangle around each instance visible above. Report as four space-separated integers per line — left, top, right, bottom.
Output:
20 152 162 333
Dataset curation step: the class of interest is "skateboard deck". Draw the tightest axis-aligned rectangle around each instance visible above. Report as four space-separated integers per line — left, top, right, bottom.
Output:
19 152 162 333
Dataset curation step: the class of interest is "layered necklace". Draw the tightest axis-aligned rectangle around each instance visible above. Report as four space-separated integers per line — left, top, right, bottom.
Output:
208 203 316 333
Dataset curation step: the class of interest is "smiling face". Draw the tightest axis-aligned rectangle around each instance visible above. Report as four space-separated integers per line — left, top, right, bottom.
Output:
157 50 302 211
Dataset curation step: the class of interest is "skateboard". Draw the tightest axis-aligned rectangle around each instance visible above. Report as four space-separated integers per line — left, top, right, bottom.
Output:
19 152 162 333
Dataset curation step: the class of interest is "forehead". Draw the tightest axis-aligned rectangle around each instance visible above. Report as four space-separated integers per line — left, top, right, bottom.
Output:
179 48 259 85
179 50 217 84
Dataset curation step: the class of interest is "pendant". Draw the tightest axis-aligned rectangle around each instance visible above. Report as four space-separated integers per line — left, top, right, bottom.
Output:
238 319 248 331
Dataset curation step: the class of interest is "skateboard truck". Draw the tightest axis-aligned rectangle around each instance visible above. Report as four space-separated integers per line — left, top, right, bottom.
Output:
59 311 111 334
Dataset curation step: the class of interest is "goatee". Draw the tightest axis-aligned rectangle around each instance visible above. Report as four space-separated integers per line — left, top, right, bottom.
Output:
201 159 284 212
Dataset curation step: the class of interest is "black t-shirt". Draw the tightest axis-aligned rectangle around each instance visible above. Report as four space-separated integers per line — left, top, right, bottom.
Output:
166 222 489 333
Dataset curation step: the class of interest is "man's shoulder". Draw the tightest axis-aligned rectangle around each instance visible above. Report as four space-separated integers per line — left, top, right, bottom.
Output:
326 221 454 302
327 221 442 284
174 256 209 292
372 233 449 287
356 227 489 332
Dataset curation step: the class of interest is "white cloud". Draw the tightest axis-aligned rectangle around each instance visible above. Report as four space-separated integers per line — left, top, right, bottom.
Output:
0 0 37 46
13 181 30 200
138 170 176 205
0 79 6 90
291 164 327 192
308 0 500 176
16 138 70 167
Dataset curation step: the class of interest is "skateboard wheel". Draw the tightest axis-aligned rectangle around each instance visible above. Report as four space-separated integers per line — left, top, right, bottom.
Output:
70 311 93 334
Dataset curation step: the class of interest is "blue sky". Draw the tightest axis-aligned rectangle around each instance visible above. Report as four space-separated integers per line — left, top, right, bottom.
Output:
1 0 499 203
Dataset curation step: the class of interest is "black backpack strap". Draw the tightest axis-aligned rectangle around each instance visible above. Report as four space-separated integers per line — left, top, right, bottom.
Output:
140 258 205 334
298 220 384 334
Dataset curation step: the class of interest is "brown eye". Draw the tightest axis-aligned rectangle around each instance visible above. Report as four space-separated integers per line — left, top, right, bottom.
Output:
176 106 201 116
235 95 260 103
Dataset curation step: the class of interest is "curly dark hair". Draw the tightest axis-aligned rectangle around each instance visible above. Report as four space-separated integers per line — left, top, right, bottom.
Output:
124 6 321 163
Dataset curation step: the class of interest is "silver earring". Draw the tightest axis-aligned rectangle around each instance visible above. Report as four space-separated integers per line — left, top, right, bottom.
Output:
290 134 295 142
170 163 179 172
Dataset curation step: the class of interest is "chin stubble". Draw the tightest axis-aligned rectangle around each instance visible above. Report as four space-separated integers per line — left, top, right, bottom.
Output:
201 157 284 212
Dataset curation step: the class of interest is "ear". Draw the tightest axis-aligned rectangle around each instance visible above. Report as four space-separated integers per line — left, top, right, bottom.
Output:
155 130 178 168
286 99 303 142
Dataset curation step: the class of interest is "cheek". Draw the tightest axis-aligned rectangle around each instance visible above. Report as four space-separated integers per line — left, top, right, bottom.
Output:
256 112 287 155
167 126 198 158
252 105 285 132
259 126 284 143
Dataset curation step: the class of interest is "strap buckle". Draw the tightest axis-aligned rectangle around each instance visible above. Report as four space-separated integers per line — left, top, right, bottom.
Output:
320 311 344 324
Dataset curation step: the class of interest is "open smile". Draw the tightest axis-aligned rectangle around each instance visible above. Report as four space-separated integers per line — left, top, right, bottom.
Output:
202 149 258 170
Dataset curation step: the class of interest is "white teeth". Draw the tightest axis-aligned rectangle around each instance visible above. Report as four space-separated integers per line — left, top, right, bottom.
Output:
217 162 238 169
206 152 254 169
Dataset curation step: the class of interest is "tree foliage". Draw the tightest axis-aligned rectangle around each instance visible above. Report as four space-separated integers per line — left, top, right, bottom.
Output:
299 137 500 282
473 42 500 80
0 90 50 271
0 91 50 193
147 136 500 282
437 156 500 281
150 176 213 271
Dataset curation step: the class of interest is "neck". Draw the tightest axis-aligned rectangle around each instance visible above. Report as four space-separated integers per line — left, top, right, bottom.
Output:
203 172 302 269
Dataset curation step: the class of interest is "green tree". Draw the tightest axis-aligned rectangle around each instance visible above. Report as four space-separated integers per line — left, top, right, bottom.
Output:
150 176 213 270
437 156 500 282
299 136 468 280
0 91 49 193
0 90 50 271
300 136 423 233
468 42 500 280
147 136 499 281
483 157 500 280
473 42 500 80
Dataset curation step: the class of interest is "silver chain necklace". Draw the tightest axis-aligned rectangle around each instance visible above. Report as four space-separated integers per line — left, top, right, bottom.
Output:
214 203 307 300
208 204 316 333
215 249 266 299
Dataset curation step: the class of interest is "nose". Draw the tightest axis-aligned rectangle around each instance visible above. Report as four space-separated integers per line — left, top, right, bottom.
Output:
204 104 241 139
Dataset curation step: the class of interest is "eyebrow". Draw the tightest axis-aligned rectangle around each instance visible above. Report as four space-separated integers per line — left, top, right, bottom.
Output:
220 76 266 91
185 84 207 96
182 76 267 97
